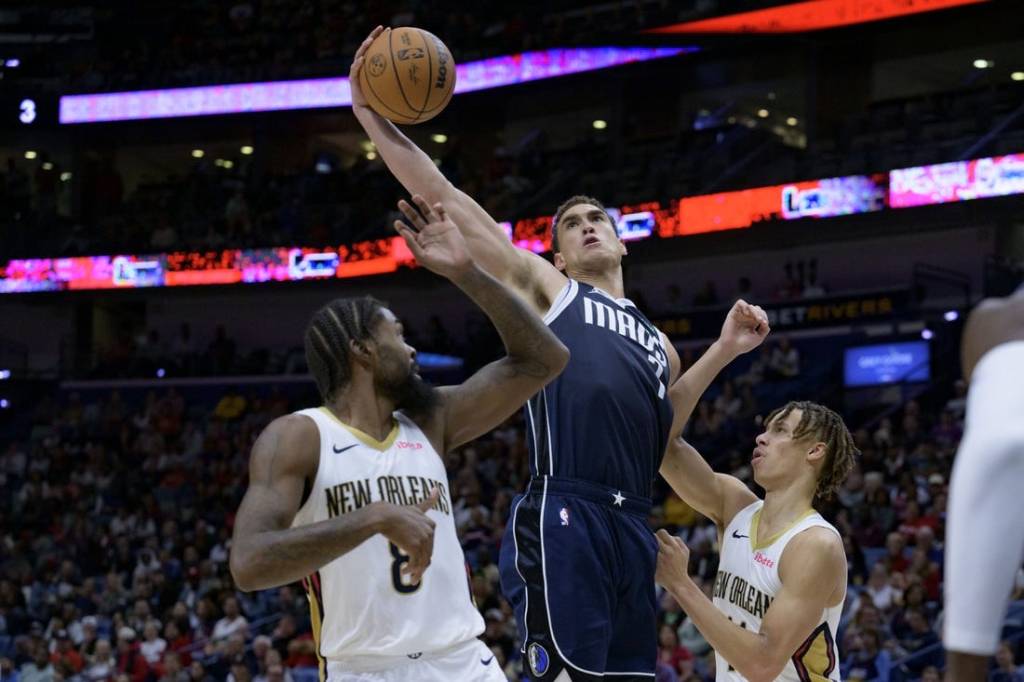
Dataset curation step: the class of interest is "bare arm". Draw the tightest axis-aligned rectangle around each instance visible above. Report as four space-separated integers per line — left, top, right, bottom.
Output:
394 198 569 452
661 437 758 528
655 528 846 682
229 415 437 591
350 28 565 309
659 300 768 525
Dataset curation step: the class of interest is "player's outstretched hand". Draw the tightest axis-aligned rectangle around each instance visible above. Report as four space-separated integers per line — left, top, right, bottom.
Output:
655 529 694 592
718 298 770 357
349 25 385 110
394 196 474 281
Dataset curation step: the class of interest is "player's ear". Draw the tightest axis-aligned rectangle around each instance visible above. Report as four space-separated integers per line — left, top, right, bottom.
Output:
349 338 376 368
553 251 566 271
806 442 827 463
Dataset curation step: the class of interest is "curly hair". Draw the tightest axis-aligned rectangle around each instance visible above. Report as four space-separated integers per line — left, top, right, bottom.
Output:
765 400 859 502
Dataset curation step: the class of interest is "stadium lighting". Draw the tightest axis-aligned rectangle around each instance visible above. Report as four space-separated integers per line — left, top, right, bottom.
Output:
757 109 770 118
0 399 8 409
921 329 934 340
431 133 448 143
433 158 442 166
944 310 959 322
214 159 225 167
60 172 72 182
5 59 19 68
0 369 10 380
240 145 254 155
973 59 992 69
42 162 53 170
24 150 36 159
1012 72 1024 82
365 151 377 160
191 149 204 158
786 116 798 126
156 368 166 378
223 160 234 169
592 119 608 129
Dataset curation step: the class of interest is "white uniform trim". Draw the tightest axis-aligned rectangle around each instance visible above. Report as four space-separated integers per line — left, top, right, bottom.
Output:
510 494 531 654
543 279 579 325
538 476 655 678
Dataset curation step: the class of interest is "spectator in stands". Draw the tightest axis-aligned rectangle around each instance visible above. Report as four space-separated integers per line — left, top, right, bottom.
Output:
767 336 800 379
20 643 56 682
692 280 719 306
897 608 941 674
658 623 694 673
84 638 117 680
991 640 1024 682
842 628 892 682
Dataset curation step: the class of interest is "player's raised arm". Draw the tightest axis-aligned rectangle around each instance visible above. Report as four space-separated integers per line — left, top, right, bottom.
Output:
229 414 439 591
392 197 569 452
660 300 767 525
350 28 564 310
655 527 846 682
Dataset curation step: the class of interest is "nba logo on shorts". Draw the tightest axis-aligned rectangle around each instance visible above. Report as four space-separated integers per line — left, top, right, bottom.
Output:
560 507 570 526
528 642 550 676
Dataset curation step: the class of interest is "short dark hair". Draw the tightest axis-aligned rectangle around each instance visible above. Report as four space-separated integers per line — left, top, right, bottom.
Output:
550 194 614 253
304 297 387 402
764 400 858 502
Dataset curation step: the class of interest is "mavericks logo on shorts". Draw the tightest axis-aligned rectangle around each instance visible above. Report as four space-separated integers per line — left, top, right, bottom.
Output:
528 643 550 676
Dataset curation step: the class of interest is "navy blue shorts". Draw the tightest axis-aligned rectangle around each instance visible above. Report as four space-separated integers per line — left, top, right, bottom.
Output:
498 476 658 680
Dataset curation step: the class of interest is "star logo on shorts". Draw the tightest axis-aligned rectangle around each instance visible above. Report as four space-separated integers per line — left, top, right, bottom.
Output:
611 491 625 507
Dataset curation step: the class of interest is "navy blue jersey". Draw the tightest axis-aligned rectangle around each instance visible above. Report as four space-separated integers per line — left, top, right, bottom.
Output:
525 279 674 497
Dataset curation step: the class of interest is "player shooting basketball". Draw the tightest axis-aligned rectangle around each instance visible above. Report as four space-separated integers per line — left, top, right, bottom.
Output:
654 362 857 681
352 26 771 680
229 197 567 681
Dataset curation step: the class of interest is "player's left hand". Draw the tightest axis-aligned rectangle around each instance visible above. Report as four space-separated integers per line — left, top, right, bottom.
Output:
717 299 770 356
655 529 693 591
394 195 474 281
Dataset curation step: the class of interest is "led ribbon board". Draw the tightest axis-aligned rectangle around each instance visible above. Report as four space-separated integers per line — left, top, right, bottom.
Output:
889 153 1024 207
4 152 1021 294
58 47 693 124
646 0 986 34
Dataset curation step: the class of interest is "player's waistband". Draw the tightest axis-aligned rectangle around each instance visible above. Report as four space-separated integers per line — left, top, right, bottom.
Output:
325 637 478 674
526 476 652 516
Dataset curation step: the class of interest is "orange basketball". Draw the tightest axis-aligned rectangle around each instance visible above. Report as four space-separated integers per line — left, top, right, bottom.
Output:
358 27 456 125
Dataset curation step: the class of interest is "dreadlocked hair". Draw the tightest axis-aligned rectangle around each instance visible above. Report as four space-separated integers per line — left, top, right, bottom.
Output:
304 297 386 403
551 194 614 253
765 400 859 503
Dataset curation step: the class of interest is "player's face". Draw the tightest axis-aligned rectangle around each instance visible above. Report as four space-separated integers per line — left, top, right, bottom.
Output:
553 204 626 274
371 310 438 417
751 409 820 489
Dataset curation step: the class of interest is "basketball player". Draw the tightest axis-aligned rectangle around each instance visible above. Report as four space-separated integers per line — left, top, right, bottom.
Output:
350 27 771 680
944 284 1024 682
655 398 857 682
229 197 569 681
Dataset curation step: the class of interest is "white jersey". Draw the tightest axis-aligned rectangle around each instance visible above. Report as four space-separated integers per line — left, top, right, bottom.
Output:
290 407 484 672
713 501 844 682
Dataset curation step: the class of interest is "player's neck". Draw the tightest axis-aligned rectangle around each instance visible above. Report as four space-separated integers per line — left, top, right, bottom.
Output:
327 379 397 442
759 483 816 534
573 268 625 299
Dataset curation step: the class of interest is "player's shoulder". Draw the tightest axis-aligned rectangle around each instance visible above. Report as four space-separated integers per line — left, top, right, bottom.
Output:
252 413 321 471
783 525 845 570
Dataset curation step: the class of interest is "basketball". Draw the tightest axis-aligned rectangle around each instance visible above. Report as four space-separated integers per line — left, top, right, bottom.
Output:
357 27 456 125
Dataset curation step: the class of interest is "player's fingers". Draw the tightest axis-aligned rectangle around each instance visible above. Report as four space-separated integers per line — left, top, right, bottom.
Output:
394 221 425 257
433 202 449 223
655 529 674 547
397 199 427 231
411 195 438 223
417 487 440 513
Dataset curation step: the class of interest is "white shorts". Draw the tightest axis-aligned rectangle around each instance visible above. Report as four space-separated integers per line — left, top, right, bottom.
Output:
325 638 507 682
944 341 1024 655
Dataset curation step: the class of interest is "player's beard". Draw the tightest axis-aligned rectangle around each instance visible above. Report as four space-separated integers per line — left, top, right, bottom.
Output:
376 349 438 421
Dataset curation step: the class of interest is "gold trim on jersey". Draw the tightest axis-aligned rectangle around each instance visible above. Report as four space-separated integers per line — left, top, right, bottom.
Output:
749 508 816 551
791 621 837 681
319 407 400 451
302 571 327 682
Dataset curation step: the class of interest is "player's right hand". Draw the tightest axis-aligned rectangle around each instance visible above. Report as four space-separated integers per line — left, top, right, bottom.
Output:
380 487 440 585
349 25 385 109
